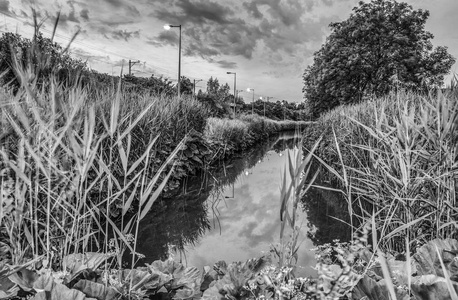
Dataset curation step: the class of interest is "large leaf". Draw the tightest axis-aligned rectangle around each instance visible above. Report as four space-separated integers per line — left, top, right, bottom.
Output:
147 260 201 298
201 274 235 300
411 274 458 300
31 281 94 300
351 274 409 300
413 239 458 277
119 269 153 290
200 266 220 292
33 271 54 292
0 276 19 298
202 257 269 300
8 268 38 291
173 266 201 299
143 268 173 290
73 280 120 300
62 252 112 282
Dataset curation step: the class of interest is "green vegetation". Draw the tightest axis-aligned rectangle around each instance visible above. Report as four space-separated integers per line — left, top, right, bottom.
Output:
205 114 308 159
2 1 458 298
0 19 313 299
300 88 458 299
303 0 455 118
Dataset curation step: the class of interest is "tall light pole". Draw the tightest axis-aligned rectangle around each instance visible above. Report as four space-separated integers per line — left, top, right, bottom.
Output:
247 88 254 114
227 72 236 118
193 79 203 100
164 24 182 98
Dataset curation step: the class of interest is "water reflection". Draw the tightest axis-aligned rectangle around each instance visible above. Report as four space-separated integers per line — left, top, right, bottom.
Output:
134 131 304 267
301 180 352 245
134 131 352 276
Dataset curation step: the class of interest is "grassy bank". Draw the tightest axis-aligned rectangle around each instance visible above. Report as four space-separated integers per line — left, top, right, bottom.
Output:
204 114 310 160
0 29 316 299
298 89 458 298
303 90 458 251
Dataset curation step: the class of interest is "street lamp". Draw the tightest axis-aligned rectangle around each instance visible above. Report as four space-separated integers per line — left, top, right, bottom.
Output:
164 24 182 98
193 79 203 100
227 72 236 118
247 88 254 114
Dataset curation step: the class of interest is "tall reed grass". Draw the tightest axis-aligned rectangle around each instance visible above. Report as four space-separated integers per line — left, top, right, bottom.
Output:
305 89 458 253
0 23 214 299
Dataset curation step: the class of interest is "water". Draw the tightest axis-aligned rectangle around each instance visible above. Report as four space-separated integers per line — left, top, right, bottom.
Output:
135 131 351 277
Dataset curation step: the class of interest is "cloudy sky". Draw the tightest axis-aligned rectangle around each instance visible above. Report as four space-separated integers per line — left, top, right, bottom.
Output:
2 0 458 102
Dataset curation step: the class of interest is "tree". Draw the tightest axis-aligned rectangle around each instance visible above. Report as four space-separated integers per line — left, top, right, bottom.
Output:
179 76 193 96
206 76 220 95
303 0 455 118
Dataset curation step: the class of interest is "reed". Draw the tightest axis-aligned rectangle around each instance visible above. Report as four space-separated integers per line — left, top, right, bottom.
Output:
307 89 458 253
0 22 211 298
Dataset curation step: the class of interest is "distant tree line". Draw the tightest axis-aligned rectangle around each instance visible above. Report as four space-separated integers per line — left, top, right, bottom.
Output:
0 31 308 121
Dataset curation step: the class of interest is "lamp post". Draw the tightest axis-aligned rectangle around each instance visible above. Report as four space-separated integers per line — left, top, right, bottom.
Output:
247 88 254 114
164 24 182 98
193 79 203 100
227 72 236 118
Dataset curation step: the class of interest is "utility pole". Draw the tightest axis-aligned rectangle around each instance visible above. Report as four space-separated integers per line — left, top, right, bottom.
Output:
128 60 140 76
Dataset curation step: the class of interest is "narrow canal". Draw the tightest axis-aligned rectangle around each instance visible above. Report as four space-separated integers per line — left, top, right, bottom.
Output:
134 131 351 277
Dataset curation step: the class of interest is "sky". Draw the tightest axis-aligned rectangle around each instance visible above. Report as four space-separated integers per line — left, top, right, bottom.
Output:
1 0 458 102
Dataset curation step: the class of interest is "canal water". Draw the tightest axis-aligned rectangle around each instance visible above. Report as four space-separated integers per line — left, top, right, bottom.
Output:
135 131 351 277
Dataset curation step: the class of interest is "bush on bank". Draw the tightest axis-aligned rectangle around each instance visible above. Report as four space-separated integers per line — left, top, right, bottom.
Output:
204 114 309 160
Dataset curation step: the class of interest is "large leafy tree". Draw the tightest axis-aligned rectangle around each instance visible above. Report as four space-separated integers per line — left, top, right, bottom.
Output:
303 0 455 117
195 77 233 117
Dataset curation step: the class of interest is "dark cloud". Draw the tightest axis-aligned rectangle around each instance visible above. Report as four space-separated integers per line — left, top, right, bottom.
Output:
257 0 307 27
148 0 331 67
0 0 11 16
243 1 263 19
103 0 139 17
104 0 123 7
184 41 220 58
46 3 79 27
111 29 140 41
151 1 257 59
80 8 89 21
152 0 233 26
215 59 237 69
126 5 140 17
60 10 79 23
99 19 136 27
322 0 351 7
147 30 178 47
